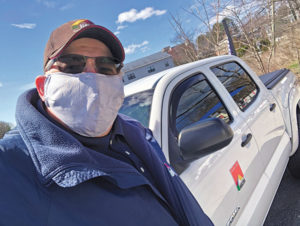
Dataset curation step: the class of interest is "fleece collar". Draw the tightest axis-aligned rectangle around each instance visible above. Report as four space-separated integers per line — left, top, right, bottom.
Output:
15 89 138 187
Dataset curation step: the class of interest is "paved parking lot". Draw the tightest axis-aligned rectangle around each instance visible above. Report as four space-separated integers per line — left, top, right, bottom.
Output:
264 169 300 225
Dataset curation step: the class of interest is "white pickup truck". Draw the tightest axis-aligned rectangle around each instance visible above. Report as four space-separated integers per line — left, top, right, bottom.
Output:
119 55 300 225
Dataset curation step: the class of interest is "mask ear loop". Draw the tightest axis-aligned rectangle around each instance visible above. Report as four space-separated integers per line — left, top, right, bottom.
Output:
45 59 55 72
117 62 124 73
43 73 53 108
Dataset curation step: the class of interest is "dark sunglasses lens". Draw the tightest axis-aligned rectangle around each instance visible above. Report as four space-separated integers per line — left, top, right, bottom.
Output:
95 57 120 75
56 55 122 75
57 55 85 74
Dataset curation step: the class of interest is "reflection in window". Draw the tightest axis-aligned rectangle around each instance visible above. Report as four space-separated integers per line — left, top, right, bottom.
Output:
119 89 154 128
174 75 230 132
211 62 258 111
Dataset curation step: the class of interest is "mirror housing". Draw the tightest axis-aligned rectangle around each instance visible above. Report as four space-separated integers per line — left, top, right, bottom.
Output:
178 118 233 161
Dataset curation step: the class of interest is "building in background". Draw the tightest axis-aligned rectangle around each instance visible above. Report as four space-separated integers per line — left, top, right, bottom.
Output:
163 42 198 66
122 51 174 84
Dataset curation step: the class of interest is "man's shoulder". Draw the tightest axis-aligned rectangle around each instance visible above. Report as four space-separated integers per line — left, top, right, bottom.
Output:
0 127 37 188
0 127 31 166
117 113 143 126
0 127 25 149
116 114 167 162
117 113 147 134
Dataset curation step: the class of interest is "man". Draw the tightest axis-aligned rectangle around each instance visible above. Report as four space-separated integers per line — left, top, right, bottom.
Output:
0 19 213 226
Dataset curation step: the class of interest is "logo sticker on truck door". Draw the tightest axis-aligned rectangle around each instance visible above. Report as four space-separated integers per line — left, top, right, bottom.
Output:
230 161 246 191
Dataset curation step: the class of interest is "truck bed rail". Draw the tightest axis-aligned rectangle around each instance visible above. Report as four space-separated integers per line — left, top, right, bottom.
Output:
260 68 290 89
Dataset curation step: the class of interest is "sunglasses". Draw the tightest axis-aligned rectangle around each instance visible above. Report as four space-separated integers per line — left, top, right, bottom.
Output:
46 54 123 75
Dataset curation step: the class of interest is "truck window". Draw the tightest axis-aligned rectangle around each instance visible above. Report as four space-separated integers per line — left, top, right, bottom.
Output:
119 89 154 128
211 62 258 111
170 74 231 134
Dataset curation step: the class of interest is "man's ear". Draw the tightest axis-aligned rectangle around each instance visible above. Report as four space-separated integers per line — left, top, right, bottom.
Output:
35 75 46 101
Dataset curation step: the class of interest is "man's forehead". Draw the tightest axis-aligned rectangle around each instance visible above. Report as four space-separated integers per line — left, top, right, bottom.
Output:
62 38 113 57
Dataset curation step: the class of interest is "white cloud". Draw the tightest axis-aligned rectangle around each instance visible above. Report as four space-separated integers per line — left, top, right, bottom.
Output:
209 5 235 25
11 23 36 29
117 25 127 31
0 82 3 88
117 7 166 24
114 25 128 36
208 1 264 25
44 1 55 8
141 46 150 53
36 0 56 8
124 41 149 54
59 3 74 11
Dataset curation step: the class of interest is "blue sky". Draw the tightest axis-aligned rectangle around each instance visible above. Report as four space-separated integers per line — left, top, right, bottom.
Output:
0 0 208 124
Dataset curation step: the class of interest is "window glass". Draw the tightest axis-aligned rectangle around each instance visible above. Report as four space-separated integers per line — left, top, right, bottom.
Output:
172 74 230 132
119 89 154 127
211 62 258 111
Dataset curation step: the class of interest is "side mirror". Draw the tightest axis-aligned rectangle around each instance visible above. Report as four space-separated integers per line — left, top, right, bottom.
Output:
178 118 233 161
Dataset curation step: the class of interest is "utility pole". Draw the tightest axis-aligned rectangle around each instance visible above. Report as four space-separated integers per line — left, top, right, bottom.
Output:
222 19 237 56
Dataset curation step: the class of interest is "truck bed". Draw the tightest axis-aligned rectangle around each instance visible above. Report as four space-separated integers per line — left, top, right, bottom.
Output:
260 68 290 89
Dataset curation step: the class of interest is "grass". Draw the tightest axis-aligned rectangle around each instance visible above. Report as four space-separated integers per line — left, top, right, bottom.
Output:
288 62 299 69
287 61 300 76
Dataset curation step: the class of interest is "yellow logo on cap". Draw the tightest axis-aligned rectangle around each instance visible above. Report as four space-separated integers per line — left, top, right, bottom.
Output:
71 19 92 31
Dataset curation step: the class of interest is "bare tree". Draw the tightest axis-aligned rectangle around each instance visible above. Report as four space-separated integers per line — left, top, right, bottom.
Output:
170 0 270 72
169 13 199 65
184 0 225 55
286 0 300 19
220 0 271 73
287 0 298 21
169 0 300 75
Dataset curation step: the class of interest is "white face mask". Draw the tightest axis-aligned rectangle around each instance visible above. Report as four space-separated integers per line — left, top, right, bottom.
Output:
43 72 124 137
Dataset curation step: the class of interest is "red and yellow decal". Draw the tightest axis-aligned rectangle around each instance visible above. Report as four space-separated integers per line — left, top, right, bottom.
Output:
230 161 246 191
71 19 93 31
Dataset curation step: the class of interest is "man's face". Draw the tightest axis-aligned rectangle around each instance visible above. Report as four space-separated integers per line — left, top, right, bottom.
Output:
46 37 115 75
37 37 118 101
35 38 119 135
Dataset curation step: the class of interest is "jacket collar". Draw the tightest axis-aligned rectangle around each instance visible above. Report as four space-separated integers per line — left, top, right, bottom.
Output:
15 89 138 187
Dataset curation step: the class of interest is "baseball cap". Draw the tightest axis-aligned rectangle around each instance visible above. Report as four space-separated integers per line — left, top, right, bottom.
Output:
43 19 125 71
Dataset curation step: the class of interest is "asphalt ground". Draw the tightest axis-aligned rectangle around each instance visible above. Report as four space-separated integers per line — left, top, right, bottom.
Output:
264 169 300 226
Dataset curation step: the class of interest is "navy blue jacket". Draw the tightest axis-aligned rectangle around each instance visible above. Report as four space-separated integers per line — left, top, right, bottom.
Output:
0 89 213 226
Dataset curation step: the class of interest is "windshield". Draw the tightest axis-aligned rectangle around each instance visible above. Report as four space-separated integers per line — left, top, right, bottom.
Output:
119 89 154 128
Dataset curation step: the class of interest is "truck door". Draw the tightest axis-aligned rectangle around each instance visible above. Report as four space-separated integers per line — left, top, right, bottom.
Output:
211 62 285 173
163 71 261 225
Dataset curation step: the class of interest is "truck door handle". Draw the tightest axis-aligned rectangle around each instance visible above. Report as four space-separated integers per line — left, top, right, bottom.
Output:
270 103 276 111
241 133 252 147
